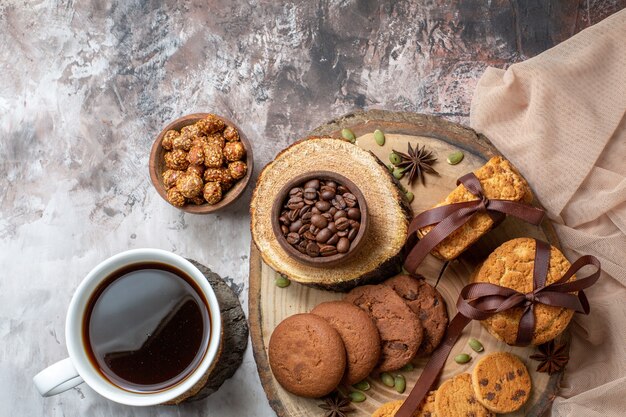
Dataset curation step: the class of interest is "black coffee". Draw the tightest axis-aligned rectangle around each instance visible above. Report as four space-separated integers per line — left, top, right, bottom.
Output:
83 262 210 393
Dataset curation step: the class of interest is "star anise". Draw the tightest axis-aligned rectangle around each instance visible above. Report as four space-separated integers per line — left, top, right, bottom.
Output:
318 393 354 417
392 142 439 185
530 340 569 375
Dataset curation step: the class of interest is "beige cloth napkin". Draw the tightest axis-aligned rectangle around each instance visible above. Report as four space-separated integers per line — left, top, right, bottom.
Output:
470 9 626 417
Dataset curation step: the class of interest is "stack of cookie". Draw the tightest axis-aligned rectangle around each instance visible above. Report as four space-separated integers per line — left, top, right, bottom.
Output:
268 274 448 398
373 352 532 417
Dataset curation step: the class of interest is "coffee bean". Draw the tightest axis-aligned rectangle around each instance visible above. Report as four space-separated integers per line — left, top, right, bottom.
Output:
332 195 347 210
320 245 338 256
327 233 339 245
303 187 317 200
343 193 357 207
316 228 333 243
333 210 347 221
289 219 302 233
320 189 335 201
335 217 350 231
315 200 331 211
337 237 350 253
347 207 360 220
311 214 328 228
306 242 320 257
280 177 362 260
304 179 320 190
286 233 300 245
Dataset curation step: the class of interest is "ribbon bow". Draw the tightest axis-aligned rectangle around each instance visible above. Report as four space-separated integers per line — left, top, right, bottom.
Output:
403 172 546 273
395 239 601 417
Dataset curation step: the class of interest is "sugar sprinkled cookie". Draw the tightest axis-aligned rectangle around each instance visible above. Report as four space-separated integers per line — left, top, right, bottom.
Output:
372 391 437 417
471 352 531 413
268 313 346 398
311 300 381 385
384 274 448 355
435 373 494 417
344 284 423 372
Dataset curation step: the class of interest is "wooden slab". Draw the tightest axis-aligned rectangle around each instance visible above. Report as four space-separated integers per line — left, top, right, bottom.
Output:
249 111 564 417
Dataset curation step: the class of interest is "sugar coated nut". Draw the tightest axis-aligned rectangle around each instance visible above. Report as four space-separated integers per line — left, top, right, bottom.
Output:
181 124 201 139
162 130 179 150
172 134 193 151
176 172 203 198
187 164 205 178
187 145 205 165
166 187 185 207
229 161 247 179
164 149 190 170
223 125 239 142
203 114 226 134
162 169 183 189
193 118 212 135
189 196 205 205
203 181 223 205
205 133 225 148
223 141 246 162
203 143 224 168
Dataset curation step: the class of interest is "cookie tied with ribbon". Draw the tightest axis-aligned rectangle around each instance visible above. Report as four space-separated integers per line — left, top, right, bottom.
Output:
403 156 545 273
395 238 601 417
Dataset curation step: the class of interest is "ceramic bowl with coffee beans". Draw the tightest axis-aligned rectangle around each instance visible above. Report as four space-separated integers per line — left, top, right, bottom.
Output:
271 171 369 267
149 113 254 214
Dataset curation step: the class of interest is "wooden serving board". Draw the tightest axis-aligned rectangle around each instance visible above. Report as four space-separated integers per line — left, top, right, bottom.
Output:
249 111 563 417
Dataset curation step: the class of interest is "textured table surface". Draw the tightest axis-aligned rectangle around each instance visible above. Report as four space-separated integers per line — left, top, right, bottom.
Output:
1 1 623 416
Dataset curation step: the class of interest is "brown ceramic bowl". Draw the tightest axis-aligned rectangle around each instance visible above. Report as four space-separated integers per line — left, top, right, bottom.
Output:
149 113 254 214
271 171 369 267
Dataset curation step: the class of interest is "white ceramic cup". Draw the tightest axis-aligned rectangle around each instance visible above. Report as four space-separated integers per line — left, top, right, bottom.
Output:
33 249 222 406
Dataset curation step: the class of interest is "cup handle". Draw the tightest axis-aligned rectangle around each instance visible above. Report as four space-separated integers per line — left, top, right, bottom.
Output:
33 358 84 397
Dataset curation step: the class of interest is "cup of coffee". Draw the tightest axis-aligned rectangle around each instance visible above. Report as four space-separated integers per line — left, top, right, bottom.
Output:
33 249 222 406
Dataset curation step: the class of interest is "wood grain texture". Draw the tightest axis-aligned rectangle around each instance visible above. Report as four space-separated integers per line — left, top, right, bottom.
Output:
249 111 564 417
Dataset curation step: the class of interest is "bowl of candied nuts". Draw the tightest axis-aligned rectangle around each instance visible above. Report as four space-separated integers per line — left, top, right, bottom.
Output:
271 171 369 267
149 113 253 213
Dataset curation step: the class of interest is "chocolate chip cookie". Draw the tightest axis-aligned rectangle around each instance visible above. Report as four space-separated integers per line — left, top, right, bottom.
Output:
344 284 422 372
384 274 448 355
311 301 381 385
471 352 531 413
435 373 494 417
268 313 346 398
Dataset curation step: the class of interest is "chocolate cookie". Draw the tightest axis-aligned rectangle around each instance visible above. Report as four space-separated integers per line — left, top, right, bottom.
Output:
268 313 346 398
384 274 448 355
435 373 494 417
344 285 422 372
311 301 381 385
471 352 531 413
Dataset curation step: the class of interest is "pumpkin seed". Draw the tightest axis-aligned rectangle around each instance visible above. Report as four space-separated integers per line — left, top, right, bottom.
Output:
469 338 484 352
374 129 385 146
349 391 366 402
447 150 464 165
352 380 370 391
454 353 471 364
387 163 394 173
389 152 402 165
394 374 406 393
342 128 356 143
381 372 395 387
275 276 291 288
393 167 405 180
400 363 414 372
406 191 414 203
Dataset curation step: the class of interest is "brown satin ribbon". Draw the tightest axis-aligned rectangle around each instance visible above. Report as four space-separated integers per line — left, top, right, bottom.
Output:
403 172 546 273
395 239 601 417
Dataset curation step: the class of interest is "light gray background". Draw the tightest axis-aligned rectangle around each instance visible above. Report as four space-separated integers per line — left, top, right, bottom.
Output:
1 1 621 416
